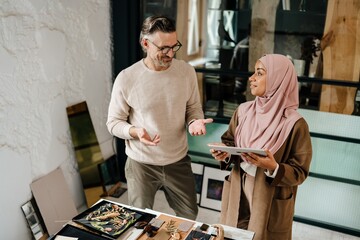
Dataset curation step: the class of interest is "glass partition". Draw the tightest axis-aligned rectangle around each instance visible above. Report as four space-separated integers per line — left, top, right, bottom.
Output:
185 0 360 118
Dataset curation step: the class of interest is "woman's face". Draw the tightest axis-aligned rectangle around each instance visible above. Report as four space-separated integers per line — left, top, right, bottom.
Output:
249 60 267 97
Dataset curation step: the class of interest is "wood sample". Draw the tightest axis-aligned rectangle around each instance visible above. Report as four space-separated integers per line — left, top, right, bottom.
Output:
320 0 360 114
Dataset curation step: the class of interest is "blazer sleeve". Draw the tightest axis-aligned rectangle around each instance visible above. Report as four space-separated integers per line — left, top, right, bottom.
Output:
268 118 313 187
220 108 241 170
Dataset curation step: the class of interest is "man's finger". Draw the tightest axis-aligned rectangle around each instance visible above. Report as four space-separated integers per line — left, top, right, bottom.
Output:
203 118 213 124
141 139 157 146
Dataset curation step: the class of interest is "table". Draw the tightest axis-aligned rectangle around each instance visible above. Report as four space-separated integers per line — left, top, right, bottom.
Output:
52 198 254 240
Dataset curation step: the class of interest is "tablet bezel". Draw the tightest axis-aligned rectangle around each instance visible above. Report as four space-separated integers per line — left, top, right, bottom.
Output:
207 144 267 156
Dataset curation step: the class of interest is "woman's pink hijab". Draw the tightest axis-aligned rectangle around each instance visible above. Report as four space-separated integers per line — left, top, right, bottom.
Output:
235 54 302 153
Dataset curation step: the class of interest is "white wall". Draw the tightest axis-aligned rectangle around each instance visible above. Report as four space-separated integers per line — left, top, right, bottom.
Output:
0 0 113 239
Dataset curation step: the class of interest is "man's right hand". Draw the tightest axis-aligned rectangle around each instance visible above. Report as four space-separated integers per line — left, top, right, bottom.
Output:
130 127 160 146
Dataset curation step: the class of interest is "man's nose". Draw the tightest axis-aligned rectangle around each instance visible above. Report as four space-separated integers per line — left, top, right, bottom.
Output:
165 48 176 57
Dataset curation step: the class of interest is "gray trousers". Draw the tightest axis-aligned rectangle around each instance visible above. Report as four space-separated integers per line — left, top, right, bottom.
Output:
125 155 198 220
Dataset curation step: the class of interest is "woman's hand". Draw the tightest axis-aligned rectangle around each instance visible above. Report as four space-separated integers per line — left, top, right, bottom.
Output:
240 149 277 171
209 143 230 162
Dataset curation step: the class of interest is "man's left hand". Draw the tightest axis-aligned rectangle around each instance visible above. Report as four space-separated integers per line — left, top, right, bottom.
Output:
188 118 213 136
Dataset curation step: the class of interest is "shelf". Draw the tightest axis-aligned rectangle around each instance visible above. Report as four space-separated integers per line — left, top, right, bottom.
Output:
237 8 326 36
276 10 325 35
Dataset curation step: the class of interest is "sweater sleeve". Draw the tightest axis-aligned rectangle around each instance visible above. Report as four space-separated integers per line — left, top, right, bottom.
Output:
185 65 205 123
106 71 134 139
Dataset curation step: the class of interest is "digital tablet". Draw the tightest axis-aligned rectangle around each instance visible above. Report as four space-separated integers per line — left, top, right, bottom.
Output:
207 144 267 156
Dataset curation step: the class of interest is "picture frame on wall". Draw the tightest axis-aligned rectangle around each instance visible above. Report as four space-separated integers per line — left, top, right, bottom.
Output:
200 166 230 211
191 162 204 204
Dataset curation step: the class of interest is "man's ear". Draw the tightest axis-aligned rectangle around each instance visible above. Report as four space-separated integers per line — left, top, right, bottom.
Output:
142 38 148 48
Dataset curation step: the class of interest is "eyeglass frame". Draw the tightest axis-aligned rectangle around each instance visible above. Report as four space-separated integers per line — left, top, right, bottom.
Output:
146 39 182 54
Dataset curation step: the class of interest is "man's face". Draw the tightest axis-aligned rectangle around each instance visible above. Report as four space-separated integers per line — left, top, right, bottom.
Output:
145 31 179 70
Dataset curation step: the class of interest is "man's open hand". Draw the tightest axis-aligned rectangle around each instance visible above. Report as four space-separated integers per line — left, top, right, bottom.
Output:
188 118 213 136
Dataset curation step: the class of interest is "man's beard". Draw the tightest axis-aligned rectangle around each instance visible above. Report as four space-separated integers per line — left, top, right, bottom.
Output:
158 56 172 68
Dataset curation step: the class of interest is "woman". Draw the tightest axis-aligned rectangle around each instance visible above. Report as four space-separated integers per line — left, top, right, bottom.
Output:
210 54 312 240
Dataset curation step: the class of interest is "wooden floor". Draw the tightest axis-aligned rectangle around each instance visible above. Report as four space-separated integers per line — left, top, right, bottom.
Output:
84 185 104 207
83 182 127 207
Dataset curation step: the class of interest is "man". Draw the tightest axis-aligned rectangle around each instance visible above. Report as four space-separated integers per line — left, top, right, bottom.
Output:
106 15 212 220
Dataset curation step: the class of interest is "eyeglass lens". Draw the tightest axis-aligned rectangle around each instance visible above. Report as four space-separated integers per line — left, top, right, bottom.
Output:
159 43 181 54
147 39 182 54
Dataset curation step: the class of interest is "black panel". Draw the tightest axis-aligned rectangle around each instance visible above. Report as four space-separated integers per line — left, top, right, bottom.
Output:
111 0 142 183
115 137 127 182
111 0 142 78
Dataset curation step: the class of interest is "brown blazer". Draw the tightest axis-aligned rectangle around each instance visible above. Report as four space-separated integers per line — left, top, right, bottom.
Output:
219 114 312 240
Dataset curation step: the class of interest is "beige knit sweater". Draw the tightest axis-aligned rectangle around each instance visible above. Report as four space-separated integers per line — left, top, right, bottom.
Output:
107 58 204 165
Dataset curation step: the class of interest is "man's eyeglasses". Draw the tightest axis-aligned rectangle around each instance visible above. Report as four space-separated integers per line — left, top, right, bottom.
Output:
146 39 182 54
